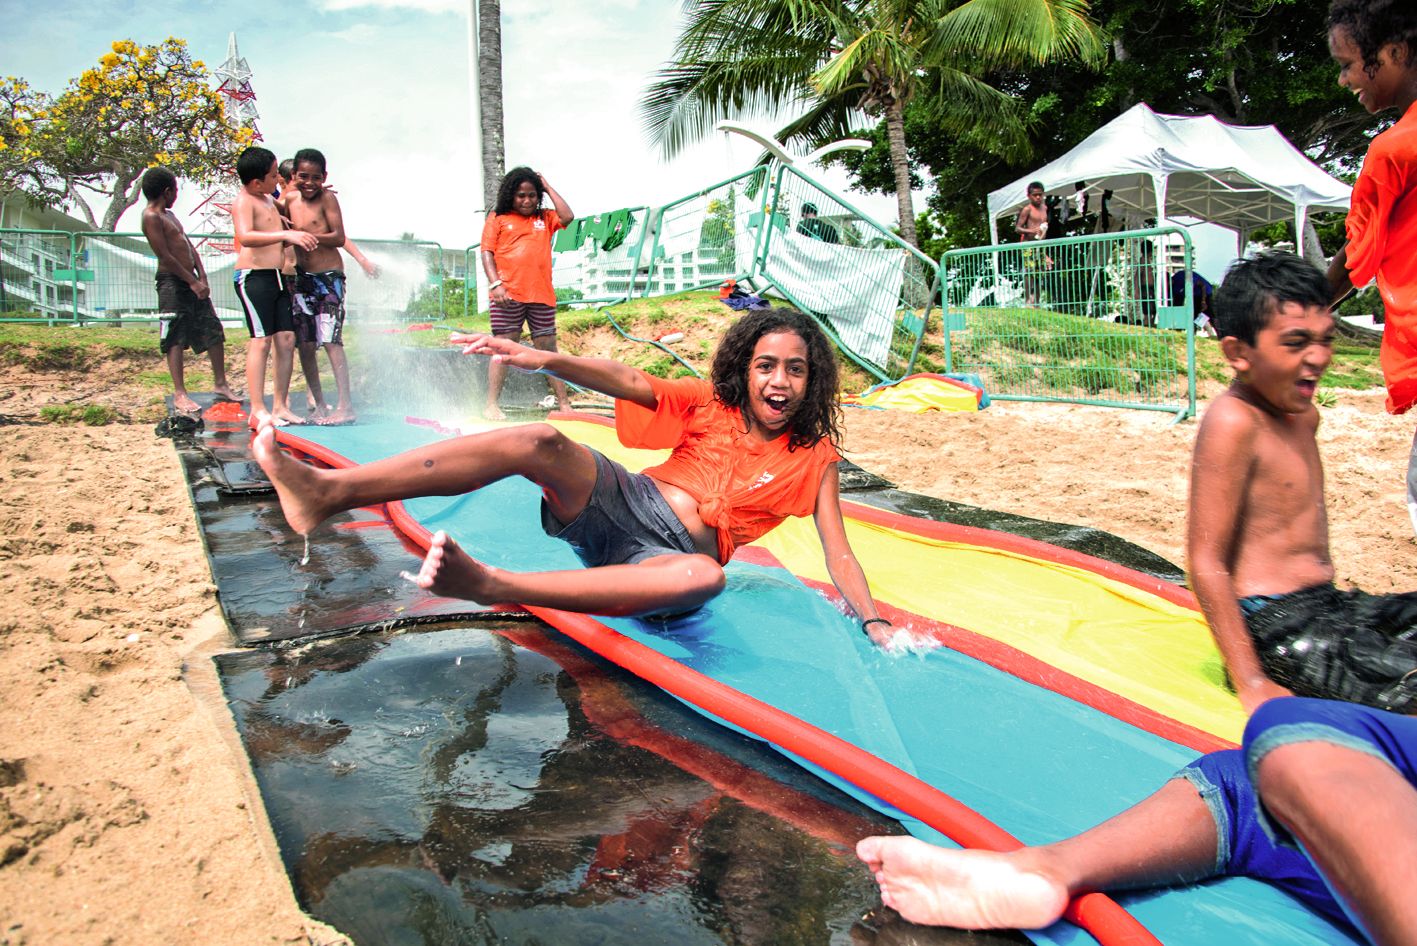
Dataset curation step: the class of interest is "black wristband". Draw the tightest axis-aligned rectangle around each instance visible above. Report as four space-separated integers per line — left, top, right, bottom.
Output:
861 618 891 634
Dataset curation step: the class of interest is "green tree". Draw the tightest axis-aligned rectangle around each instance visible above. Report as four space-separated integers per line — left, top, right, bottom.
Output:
0 38 254 230
641 0 1105 248
837 0 1373 254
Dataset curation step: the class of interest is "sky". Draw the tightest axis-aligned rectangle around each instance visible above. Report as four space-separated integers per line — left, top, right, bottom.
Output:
0 0 912 249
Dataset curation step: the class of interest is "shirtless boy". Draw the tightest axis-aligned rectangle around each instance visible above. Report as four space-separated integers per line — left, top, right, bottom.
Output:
231 146 318 427
285 148 355 424
1187 251 1417 715
854 255 1417 946
139 166 237 413
1014 181 1049 306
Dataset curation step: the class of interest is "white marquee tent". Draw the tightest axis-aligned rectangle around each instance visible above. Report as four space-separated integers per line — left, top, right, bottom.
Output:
987 103 1351 248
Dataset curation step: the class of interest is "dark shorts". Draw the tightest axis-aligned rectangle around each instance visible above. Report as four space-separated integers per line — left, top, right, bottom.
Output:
292 270 346 346
490 299 557 338
1175 698 1417 933
541 449 697 568
233 269 294 339
155 273 224 355
1240 582 1417 713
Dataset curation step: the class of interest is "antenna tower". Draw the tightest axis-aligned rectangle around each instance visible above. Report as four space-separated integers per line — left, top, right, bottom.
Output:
192 33 262 254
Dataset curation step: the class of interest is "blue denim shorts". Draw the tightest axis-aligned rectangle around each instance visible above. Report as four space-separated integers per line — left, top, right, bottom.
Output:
540 448 697 567
1174 697 1417 931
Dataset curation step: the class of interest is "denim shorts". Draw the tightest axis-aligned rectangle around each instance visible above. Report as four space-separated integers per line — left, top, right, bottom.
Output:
541 448 697 567
1174 697 1417 932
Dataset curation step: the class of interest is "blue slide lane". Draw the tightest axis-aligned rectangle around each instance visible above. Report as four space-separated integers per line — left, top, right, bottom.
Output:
289 420 1356 946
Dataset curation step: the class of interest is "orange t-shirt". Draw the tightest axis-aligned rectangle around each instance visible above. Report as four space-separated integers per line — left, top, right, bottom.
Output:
481 208 564 307
1346 101 1417 414
616 375 841 564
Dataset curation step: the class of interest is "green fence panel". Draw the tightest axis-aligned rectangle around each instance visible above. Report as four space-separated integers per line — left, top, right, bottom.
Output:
758 166 938 383
462 245 480 320
637 167 770 299
941 227 1197 419
0 229 79 323
75 231 167 322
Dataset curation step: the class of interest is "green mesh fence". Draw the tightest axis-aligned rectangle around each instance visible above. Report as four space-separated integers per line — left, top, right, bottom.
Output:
760 166 935 382
1 230 447 326
941 227 1198 419
636 167 769 299
0 230 82 323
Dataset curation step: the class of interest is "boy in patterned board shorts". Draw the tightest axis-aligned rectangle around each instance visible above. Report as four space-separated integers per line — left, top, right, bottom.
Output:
285 148 356 424
479 167 574 420
139 167 238 413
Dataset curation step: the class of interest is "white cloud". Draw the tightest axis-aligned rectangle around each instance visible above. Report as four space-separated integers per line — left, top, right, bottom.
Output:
326 23 381 44
315 0 463 13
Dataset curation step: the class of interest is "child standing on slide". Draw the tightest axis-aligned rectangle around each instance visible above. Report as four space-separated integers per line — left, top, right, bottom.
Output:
1325 0 1417 535
480 167 574 419
253 308 896 635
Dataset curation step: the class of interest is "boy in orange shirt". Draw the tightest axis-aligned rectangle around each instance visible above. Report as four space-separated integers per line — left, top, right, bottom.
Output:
480 167 574 419
1326 0 1417 534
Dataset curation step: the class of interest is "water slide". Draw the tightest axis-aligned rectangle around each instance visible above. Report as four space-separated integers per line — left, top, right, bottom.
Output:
275 414 1357 946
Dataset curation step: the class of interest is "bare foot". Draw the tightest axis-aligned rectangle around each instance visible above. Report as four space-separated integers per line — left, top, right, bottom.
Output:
855 836 1069 930
247 408 271 431
173 392 200 413
324 406 357 425
250 419 335 535
482 403 506 422
213 384 241 403
308 401 330 424
272 406 305 426
406 530 499 602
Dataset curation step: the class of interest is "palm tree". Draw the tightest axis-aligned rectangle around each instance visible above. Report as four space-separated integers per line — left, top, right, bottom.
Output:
642 0 1105 247
477 0 505 209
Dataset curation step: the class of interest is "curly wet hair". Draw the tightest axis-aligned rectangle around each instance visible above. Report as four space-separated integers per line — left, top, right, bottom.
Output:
710 308 843 451
494 166 543 216
1329 0 1417 76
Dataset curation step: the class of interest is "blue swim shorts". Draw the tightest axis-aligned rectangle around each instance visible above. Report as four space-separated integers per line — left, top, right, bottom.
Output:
1174 697 1417 933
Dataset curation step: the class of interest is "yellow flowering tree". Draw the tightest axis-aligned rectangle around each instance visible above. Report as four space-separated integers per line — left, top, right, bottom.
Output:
0 37 253 230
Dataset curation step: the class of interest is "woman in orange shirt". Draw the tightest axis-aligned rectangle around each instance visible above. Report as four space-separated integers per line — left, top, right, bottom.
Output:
253 308 894 636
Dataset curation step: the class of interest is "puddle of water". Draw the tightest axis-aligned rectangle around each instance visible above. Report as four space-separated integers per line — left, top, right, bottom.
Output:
216 623 1025 946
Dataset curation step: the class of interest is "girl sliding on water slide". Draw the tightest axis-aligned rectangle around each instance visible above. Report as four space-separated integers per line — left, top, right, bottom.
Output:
254 308 896 634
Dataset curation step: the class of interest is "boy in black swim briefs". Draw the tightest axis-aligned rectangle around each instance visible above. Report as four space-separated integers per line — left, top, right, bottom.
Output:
230 146 317 428
1189 251 1417 715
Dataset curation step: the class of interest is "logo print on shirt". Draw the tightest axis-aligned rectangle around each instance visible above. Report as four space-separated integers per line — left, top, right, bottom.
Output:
533 218 546 230
747 471 774 491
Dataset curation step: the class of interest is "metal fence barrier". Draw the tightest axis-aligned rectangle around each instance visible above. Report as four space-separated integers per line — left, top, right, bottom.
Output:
761 165 936 382
0 229 447 327
941 226 1197 419
634 167 769 300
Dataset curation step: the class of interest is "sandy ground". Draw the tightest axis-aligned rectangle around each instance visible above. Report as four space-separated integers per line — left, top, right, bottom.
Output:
1 368 1415 945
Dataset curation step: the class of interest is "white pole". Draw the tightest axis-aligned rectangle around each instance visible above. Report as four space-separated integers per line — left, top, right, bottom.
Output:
468 0 489 315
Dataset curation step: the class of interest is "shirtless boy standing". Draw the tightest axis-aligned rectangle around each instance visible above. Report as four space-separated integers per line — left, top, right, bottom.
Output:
1188 251 1417 715
139 166 238 412
231 146 318 427
1014 181 1049 306
285 148 355 424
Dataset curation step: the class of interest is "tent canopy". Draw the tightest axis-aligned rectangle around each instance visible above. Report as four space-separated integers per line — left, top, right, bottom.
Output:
986 103 1351 243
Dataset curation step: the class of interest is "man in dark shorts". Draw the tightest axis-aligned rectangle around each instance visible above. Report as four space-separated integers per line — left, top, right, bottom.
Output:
139 167 238 413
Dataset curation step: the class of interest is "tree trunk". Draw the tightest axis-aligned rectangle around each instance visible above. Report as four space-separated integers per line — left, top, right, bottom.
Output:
478 0 505 210
885 98 917 248
101 172 143 231
1301 217 1327 269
